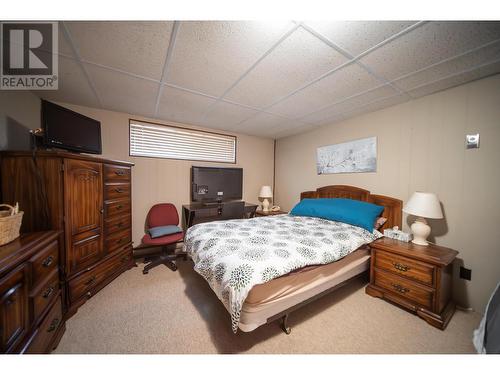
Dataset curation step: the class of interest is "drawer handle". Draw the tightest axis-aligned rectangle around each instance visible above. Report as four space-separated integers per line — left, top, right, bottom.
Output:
42 256 54 267
393 262 410 272
47 318 60 333
43 286 55 299
86 291 92 298
116 205 123 210
115 188 124 193
391 283 410 294
115 170 125 176
4 283 22 306
84 276 96 286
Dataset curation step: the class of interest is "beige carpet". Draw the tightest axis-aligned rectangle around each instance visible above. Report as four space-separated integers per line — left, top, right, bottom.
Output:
55 260 481 354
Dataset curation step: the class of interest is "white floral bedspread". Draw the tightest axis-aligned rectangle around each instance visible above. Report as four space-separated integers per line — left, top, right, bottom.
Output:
184 214 381 333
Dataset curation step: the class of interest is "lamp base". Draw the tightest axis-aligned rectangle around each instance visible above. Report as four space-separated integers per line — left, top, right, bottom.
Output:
262 198 270 212
410 217 431 246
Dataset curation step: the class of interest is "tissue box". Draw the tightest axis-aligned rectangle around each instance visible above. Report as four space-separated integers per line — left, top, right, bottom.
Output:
383 228 412 242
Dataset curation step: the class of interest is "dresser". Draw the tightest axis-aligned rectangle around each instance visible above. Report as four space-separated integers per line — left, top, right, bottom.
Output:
0 231 65 353
366 238 458 329
0 150 135 318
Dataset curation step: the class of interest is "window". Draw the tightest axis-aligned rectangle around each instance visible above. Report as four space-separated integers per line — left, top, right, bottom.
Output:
129 120 236 163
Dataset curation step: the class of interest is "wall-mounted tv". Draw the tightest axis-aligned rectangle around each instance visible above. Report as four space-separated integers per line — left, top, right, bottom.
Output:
41 100 102 154
191 166 243 203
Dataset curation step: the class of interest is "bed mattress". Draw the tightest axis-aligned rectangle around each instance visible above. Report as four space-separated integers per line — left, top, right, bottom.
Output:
238 247 370 332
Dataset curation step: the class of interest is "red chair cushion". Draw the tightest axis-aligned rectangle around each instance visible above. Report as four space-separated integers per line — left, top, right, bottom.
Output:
142 231 184 246
147 203 179 227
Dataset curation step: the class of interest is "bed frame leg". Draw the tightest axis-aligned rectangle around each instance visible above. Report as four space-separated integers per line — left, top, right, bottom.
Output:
281 314 291 335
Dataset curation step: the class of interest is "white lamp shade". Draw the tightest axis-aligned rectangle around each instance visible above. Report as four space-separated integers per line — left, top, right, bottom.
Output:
403 192 443 219
259 185 273 198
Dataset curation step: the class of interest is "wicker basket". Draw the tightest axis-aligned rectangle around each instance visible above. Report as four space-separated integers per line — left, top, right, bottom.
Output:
0 204 24 246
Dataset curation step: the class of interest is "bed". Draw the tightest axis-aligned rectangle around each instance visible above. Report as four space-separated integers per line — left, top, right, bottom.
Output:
184 185 402 334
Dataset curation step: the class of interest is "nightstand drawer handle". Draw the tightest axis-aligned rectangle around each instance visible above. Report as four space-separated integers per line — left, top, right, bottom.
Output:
391 283 410 294
393 262 410 272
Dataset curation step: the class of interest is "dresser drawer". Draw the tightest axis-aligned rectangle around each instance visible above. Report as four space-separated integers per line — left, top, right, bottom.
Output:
375 250 435 287
24 296 63 354
374 269 434 310
105 228 132 254
30 270 59 323
29 239 59 288
104 164 131 182
105 214 131 236
105 198 131 219
68 250 132 303
105 182 131 200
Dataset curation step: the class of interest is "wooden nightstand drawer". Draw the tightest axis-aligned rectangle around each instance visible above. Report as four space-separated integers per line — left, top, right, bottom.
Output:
374 269 434 310
375 250 435 286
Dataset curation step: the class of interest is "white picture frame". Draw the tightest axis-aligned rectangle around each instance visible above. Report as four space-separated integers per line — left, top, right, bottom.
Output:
316 136 377 175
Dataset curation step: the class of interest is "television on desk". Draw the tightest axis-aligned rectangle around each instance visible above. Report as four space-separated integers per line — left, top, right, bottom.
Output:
191 166 242 203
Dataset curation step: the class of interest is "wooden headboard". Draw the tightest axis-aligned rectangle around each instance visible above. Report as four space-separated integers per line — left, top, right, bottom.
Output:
300 185 402 231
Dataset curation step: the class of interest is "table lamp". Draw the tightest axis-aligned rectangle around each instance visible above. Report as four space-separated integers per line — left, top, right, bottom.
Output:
403 192 443 246
259 186 273 212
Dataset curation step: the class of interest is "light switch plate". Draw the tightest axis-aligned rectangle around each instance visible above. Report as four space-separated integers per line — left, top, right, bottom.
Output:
466 133 480 149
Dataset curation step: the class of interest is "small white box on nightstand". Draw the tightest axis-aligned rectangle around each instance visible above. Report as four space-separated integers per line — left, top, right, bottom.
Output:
383 227 412 242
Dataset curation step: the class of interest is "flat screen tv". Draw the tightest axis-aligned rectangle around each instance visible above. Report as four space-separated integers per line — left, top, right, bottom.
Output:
191 166 243 203
41 100 102 154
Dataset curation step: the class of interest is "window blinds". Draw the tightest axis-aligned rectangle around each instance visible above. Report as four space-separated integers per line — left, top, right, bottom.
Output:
129 120 236 163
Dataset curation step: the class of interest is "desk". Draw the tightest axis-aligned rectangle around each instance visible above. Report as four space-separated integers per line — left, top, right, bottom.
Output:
182 201 258 229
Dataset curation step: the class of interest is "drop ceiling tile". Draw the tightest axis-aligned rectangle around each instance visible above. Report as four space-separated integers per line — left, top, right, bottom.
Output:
86 64 159 117
65 21 173 80
408 60 500 98
267 63 382 118
57 23 74 57
305 21 417 56
300 84 399 124
203 101 259 130
36 56 99 108
234 112 288 133
225 27 349 108
360 21 500 81
157 86 216 125
274 123 320 139
342 94 409 120
238 114 308 138
167 21 294 97
393 40 500 91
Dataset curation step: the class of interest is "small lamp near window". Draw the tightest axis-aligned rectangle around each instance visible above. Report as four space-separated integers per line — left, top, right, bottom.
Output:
403 192 443 246
259 186 273 212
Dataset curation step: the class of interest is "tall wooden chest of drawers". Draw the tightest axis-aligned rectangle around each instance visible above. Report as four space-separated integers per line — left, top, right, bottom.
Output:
0 150 135 318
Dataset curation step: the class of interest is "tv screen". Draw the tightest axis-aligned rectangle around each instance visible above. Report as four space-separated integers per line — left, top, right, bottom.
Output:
191 166 243 203
41 100 102 154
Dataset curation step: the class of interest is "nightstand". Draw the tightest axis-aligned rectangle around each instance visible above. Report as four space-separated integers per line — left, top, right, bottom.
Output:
365 237 458 330
255 209 287 216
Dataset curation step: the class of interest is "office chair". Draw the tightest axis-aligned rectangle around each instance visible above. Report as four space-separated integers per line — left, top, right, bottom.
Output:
139 203 186 274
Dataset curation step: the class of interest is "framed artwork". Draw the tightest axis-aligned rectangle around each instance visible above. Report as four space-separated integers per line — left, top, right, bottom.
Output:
316 136 377 174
